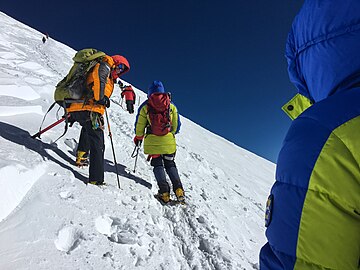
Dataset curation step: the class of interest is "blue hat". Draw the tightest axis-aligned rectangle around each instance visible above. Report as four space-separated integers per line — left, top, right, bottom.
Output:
148 80 165 97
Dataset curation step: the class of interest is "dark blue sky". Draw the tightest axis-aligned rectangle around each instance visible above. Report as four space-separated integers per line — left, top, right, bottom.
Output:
1 1 303 162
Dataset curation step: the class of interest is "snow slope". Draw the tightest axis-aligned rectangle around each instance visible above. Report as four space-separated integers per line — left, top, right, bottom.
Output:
0 11 275 270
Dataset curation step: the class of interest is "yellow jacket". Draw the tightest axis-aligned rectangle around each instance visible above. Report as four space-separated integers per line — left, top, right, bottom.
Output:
135 101 181 154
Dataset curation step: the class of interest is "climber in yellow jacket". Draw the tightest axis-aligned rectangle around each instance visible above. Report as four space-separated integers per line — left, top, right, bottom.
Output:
134 81 184 203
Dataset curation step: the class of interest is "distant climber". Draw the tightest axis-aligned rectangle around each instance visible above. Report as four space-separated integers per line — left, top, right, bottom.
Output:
120 84 136 114
42 33 49 44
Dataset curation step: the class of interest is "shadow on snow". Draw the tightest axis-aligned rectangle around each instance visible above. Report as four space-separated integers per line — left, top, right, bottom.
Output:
104 159 152 189
0 121 88 184
0 121 152 189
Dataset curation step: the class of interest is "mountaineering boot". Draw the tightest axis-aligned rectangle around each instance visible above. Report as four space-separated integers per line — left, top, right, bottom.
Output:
158 192 170 203
88 181 105 186
76 151 89 167
175 188 185 203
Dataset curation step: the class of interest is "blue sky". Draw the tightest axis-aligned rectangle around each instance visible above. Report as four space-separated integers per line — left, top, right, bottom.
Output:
1 1 303 162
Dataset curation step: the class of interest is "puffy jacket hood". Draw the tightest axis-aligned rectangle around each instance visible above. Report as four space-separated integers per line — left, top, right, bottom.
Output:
286 0 360 103
111 55 130 74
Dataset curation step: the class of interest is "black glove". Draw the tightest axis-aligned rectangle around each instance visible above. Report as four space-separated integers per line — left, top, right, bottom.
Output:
118 80 124 88
97 96 110 108
67 114 76 127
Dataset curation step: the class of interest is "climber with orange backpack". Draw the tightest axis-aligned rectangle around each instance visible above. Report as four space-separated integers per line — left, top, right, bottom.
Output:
134 80 184 204
54 49 130 185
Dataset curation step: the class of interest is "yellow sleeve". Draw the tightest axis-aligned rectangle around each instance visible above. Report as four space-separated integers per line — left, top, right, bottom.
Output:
135 105 148 137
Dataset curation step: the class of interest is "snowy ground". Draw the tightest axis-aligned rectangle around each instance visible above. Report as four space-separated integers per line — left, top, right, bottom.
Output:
0 11 275 270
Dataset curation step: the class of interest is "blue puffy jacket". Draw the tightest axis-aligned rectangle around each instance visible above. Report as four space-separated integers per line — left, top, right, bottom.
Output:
260 1 360 269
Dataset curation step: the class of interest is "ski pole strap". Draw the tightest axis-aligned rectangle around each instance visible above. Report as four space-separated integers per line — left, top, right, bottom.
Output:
105 108 121 189
105 110 112 136
132 140 142 173
131 145 140 158
120 96 124 108
133 149 139 173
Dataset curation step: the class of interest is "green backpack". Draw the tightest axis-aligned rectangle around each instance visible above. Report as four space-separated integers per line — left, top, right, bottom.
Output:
54 48 106 103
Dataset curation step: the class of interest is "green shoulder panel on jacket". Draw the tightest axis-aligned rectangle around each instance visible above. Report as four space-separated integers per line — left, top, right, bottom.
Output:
135 105 148 137
294 115 360 270
170 103 179 134
282 93 313 120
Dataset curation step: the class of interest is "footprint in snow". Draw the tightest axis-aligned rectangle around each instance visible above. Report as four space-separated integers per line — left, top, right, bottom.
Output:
64 138 77 150
54 225 83 253
59 191 73 200
95 215 138 244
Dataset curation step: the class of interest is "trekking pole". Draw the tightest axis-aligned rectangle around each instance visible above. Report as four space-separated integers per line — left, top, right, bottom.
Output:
105 109 121 189
119 96 125 110
31 113 70 139
131 141 142 173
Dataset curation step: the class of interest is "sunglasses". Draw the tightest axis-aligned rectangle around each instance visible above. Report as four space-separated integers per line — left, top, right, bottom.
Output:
115 64 125 72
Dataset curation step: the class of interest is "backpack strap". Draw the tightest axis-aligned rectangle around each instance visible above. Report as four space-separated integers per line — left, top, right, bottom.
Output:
35 101 71 141
52 113 70 143
37 101 57 138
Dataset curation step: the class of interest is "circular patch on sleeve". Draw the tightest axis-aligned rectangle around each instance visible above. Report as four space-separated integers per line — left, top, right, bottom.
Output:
265 194 274 227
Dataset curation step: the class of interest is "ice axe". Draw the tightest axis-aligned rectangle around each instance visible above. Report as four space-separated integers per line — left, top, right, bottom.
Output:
31 113 70 139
